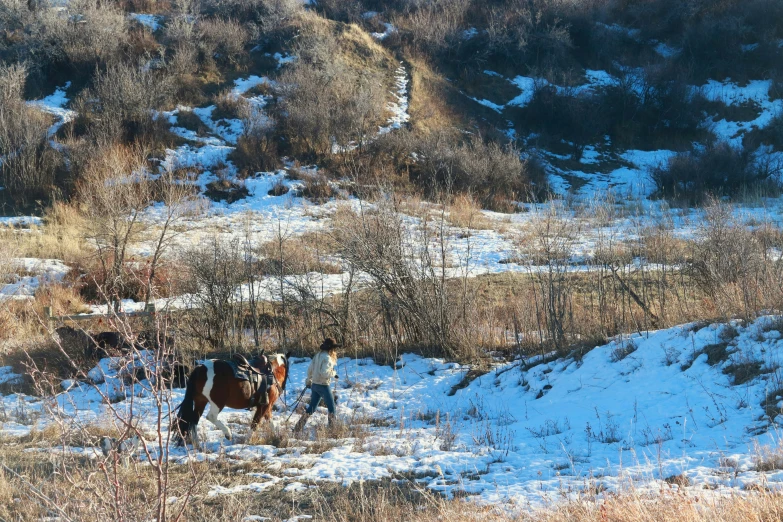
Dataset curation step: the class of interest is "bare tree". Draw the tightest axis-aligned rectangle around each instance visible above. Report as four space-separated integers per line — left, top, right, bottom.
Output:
182 237 245 352
334 194 466 358
77 144 153 310
24 304 200 520
520 204 578 350
143 171 201 305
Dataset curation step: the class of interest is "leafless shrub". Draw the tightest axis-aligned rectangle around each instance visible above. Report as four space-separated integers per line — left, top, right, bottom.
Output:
198 18 250 68
230 109 280 175
515 83 602 151
168 41 200 77
402 0 470 56
651 144 775 204
400 0 572 69
410 131 546 210
678 9 776 82
688 200 774 318
258 0 304 29
315 0 362 23
519 205 578 350
78 61 174 146
164 14 198 49
39 0 129 66
199 0 301 29
298 173 337 203
212 89 249 121
0 62 26 102
333 198 477 359
691 201 763 290
277 29 386 156
181 237 246 351
0 64 62 205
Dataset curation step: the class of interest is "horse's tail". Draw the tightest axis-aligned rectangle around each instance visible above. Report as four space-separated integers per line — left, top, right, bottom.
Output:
172 365 205 444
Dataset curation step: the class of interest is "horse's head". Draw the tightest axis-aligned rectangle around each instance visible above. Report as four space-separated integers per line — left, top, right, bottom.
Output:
250 353 271 373
268 352 292 391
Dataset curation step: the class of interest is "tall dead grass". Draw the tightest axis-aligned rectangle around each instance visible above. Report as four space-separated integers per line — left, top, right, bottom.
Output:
3 443 782 522
307 484 783 522
0 201 88 264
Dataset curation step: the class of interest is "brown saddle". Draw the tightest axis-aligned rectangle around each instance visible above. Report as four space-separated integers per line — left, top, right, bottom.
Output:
230 353 275 409
232 353 270 374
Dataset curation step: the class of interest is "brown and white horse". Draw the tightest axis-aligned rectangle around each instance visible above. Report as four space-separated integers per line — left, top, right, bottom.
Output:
173 352 290 446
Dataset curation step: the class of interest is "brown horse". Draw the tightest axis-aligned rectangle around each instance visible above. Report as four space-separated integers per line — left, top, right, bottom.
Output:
173 352 290 446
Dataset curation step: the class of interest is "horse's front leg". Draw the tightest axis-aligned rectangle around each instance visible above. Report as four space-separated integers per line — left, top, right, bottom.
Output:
250 406 266 431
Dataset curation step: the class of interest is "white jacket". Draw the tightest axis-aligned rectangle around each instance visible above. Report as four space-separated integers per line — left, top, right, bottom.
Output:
306 350 337 386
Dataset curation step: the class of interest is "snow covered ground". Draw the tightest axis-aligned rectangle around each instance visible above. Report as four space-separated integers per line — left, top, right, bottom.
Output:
697 79 783 147
0 258 71 301
3 317 783 507
147 62 409 247
379 64 410 134
27 83 76 150
471 68 783 198
129 13 162 31
5 16 783 516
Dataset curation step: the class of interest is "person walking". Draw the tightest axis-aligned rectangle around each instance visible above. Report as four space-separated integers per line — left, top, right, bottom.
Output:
293 338 339 433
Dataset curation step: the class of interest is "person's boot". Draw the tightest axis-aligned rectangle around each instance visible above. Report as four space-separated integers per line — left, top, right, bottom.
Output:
327 413 338 429
293 413 310 434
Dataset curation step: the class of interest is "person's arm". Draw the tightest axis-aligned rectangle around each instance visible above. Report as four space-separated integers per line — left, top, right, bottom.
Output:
306 359 313 387
323 356 336 380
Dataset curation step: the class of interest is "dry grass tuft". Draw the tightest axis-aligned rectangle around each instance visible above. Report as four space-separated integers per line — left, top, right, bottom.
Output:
212 89 250 121
0 202 89 265
247 422 290 448
298 173 339 204
754 439 783 472
259 233 342 276
446 194 496 230
527 488 783 522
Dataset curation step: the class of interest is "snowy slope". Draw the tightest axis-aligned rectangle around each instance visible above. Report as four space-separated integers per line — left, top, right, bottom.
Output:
3 317 783 506
473 68 783 199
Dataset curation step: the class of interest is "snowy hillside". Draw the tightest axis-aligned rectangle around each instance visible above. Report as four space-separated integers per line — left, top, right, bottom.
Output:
4 0 783 517
4 317 783 507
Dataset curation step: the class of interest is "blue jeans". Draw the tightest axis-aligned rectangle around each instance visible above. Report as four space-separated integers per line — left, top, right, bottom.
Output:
306 384 335 415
